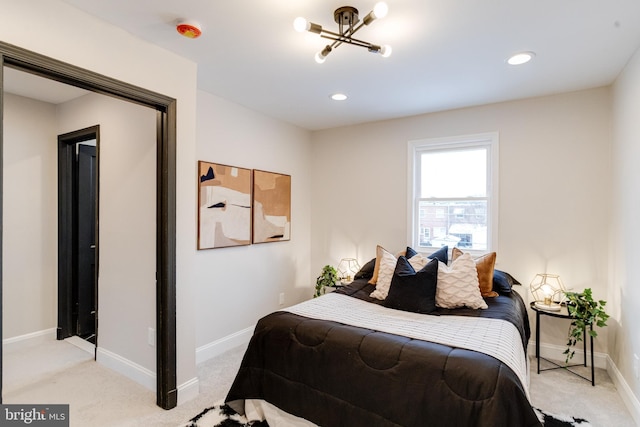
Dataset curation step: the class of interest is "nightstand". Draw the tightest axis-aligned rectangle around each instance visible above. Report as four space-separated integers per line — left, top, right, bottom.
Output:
530 301 595 386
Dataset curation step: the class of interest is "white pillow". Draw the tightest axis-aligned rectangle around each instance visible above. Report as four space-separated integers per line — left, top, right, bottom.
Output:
408 253 430 270
436 252 488 309
369 247 397 300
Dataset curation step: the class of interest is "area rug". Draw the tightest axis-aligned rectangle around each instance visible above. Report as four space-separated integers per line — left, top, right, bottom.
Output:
184 403 591 426
183 403 268 427
534 407 592 427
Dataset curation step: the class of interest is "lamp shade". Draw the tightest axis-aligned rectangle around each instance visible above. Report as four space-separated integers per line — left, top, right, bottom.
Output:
530 273 566 310
337 258 361 284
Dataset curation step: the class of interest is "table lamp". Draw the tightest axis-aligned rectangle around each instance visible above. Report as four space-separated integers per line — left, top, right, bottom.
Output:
337 258 361 284
530 273 566 311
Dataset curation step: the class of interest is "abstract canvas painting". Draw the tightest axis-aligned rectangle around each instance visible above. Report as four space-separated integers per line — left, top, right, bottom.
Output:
198 161 252 249
253 170 291 243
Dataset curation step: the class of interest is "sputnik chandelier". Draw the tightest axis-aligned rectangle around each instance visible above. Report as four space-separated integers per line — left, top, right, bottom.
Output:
293 2 392 63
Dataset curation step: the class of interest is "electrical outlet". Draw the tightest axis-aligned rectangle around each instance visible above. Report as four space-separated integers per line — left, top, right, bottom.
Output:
148 327 155 347
279 293 285 306
634 354 639 380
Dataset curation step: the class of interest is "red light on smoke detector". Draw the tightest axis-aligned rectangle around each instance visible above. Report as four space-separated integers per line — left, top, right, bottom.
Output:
176 22 202 39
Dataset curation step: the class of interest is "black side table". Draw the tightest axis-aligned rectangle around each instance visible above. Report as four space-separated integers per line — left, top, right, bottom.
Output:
530 301 595 386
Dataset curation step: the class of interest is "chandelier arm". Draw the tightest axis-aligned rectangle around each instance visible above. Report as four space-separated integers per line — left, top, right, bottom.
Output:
320 34 373 50
319 29 375 49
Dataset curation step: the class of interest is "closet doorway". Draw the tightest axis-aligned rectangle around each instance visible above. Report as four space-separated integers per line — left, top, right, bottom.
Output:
58 127 99 348
0 41 177 410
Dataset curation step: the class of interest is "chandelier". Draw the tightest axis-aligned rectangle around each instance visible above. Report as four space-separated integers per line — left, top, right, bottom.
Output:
293 2 392 63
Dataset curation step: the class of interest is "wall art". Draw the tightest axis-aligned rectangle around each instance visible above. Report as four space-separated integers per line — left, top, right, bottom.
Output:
253 169 291 243
198 161 252 249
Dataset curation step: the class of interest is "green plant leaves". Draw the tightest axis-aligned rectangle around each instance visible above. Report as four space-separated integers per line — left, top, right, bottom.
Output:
314 265 339 298
564 288 609 363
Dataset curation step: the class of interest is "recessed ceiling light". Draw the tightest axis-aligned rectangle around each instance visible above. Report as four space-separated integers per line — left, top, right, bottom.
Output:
331 93 348 101
507 51 535 65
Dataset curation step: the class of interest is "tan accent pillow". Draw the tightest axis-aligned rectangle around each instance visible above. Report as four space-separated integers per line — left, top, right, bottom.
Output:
369 247 397 300
368 245 387 285
452 248 498 297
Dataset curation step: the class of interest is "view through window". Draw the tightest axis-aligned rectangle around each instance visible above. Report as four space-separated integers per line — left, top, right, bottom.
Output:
409 133 498 252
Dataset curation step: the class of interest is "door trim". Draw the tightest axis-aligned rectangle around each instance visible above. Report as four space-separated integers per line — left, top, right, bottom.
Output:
57 126 99 347
0 41 178 409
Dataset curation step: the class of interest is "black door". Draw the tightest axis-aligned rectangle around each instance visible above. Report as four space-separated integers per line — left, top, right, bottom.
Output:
75 144 97 340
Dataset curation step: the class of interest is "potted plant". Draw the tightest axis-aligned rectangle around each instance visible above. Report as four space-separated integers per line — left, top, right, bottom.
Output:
563 288 610 363
314 265 338 298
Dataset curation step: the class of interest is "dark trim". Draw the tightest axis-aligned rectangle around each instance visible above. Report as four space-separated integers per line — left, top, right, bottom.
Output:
57 126 100 347
156 104 178 409
0 41 177 409
0 54 4 405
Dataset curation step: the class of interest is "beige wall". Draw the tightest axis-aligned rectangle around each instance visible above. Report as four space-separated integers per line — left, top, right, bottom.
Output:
2 94 58 338
612 45 640 417
3 90 159 387
56 93 158 382
311 87 612 354
194 91 312 354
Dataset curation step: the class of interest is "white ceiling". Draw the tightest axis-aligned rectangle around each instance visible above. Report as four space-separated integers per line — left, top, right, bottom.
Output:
15 1 640 130
3 67 89 104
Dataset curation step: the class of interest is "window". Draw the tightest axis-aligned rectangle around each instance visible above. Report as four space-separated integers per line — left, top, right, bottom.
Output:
408 133 498 253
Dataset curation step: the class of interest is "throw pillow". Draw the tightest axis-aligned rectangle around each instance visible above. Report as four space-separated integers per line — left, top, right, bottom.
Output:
354 257 376 280
428 245 449 264
452 248 498 297
405 246 419 258
436 252 488 309
493 269 522 294
384 257 439 314
408 253 430 270
369 247 397 300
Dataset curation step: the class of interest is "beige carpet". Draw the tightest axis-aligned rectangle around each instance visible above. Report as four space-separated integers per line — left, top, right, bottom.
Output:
2 338 637 426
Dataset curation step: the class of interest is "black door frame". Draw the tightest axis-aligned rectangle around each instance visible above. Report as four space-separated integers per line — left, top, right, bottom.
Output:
58 126 99 347
0 41 178 410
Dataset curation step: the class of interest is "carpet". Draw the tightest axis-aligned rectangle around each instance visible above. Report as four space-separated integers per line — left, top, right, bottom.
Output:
184 404 591 427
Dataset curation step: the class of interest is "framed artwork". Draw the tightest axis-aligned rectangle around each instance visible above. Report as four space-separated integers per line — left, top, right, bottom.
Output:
253 169 291 243
198 161 252 249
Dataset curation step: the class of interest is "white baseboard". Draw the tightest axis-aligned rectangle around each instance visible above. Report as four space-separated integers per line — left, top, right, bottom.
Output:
527 340 607 369
606 355 640 425
3 328 56 348
178 376 200 406
96 347 156 391
64 336 95 355
196 325 254 365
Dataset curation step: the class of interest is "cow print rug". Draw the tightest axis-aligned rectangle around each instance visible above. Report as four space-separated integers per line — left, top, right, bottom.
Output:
183 403 591 426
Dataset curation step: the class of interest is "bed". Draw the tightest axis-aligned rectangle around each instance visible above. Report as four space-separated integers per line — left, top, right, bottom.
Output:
226 247 541 427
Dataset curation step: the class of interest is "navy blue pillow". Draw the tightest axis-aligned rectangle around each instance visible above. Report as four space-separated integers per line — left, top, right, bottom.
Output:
354 257 376 280
405 246 419 259
404 245 448 264
384 256 439 314
493 269 521 294
428 245 448 264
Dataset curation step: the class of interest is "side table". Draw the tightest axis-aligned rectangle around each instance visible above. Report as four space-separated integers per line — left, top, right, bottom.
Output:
530 301 595 386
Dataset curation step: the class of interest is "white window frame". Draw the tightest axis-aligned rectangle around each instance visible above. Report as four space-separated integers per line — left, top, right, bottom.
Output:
407 132 499 256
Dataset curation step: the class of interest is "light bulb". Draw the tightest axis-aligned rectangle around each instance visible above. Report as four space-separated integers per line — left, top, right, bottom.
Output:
315 45 332 63
373 2 389 19
293 17 309 32
380 44 392 58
